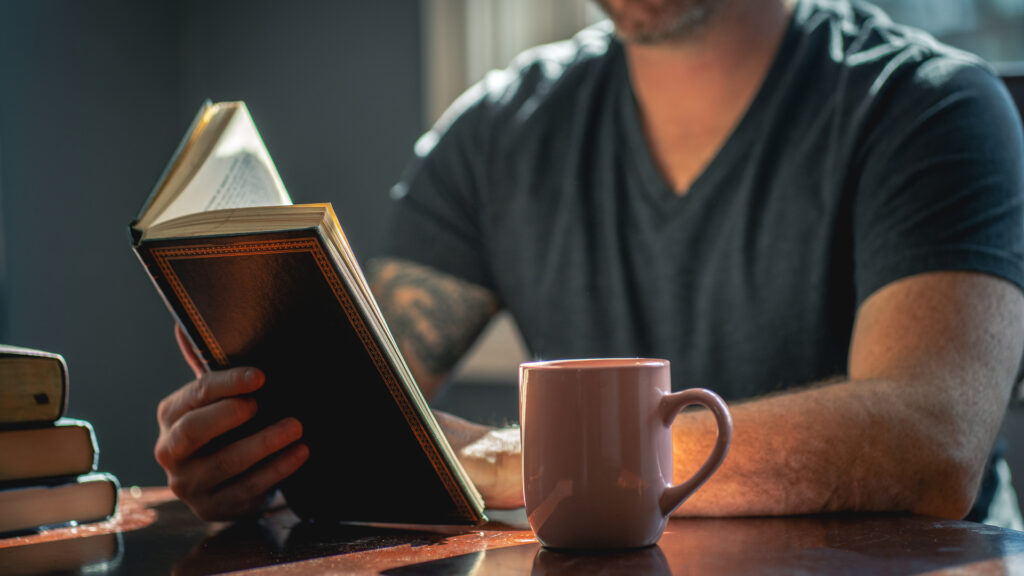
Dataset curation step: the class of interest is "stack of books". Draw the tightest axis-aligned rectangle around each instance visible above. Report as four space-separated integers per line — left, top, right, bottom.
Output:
0 345 119 535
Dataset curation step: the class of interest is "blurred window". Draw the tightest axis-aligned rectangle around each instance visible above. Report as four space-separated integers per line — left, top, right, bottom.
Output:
871 0 1024 64
424 0 1024 127
422 0 599 125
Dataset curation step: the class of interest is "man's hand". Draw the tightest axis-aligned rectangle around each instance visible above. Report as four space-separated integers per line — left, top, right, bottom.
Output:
154 325 309 521
433 411 524 509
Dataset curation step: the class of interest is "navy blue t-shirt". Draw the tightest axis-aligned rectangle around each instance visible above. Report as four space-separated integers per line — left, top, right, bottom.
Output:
386 0 1024 517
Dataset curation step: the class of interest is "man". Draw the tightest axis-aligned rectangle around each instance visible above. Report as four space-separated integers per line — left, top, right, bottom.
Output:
155 0 1024 523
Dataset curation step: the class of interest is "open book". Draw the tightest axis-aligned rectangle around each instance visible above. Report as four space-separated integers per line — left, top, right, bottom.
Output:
129 101 485 525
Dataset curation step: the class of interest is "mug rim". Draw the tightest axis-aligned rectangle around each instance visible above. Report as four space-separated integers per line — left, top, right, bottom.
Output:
520 358 669 370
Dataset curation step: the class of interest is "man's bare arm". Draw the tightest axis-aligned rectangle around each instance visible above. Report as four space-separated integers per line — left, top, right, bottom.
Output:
421 270 1023 515
370 262 1023 517
368 258 499 399
670 271 1023 518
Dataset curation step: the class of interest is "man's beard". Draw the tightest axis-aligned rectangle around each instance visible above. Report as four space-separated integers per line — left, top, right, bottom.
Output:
593 0 728 44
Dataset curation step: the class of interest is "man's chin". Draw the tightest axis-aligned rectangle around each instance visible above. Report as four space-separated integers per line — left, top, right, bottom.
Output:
596 0 723 45
614 21 705 45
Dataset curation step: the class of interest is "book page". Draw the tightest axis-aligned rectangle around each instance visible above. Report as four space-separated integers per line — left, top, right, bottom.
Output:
152 104 291 226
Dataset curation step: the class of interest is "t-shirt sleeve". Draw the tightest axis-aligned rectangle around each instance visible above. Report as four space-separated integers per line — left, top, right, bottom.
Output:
382 82 496 290
853 58 1024 305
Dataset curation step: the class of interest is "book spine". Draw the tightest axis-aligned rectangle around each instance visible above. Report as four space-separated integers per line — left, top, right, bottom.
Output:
64 418 101 475
79 471 121 520
56 356 69 421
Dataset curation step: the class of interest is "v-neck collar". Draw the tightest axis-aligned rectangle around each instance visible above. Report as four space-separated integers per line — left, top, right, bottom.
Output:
615 7 802 210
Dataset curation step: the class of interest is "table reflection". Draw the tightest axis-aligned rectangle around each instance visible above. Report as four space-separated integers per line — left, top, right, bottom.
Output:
385 515 1024 576
172 511 456 576
0 532 123 576
2 489 1024 575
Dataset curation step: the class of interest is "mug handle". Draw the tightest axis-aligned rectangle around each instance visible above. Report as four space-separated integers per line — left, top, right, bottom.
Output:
658 388 733 517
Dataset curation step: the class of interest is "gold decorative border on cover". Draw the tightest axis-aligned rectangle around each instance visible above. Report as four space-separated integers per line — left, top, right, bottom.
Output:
148 237 475 522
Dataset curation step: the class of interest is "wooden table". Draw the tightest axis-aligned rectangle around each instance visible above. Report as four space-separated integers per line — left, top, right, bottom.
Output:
2 487 1024 575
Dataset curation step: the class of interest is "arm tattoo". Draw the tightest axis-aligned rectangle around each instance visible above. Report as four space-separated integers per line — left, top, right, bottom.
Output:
368 258 499 379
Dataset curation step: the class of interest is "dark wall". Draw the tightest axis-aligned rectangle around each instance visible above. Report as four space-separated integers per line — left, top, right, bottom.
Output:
0 0 423 485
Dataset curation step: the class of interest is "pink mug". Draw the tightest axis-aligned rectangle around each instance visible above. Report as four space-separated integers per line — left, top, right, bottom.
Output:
520 358 732 550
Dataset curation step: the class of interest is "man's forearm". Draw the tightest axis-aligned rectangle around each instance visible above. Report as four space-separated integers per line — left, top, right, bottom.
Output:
438 373 1007 516
669 376 1007 519
439 377 1001 516
416 273 1020 517
673 273 1023 519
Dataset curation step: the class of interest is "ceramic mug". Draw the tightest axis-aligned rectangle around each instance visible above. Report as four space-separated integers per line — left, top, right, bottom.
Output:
520 358 732 550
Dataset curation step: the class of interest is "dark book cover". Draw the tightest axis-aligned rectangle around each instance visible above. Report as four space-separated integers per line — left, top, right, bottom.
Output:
132 228 483 525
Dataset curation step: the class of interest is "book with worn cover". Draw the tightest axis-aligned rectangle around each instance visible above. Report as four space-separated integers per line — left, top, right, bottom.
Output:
0 345 68 427
0 473 119 535
0 418 98 483
129 101 485 525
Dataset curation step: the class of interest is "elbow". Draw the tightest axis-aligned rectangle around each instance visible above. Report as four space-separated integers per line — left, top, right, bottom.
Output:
895 399 998 519
909 452 984 520
912 484 976 520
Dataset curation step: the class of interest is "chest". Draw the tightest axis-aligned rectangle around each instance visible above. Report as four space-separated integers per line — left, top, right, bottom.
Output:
480 133 856 397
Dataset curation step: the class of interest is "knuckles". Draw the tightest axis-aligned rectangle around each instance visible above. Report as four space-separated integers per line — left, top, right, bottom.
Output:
153 438 172 469
154 427 185 471
167 420 196 460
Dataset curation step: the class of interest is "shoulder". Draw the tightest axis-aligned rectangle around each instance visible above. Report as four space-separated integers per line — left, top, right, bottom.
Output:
784 0 1020 156
793 0 1008 105
803 4 1024 303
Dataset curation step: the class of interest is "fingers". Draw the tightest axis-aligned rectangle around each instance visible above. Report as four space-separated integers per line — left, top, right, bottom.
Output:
155 331 309 521
175 323 206 378
165 417 303 502
157 367 264 430
198 444 309 521
155 397 259 469
174 424 309 521
190 417 304 491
